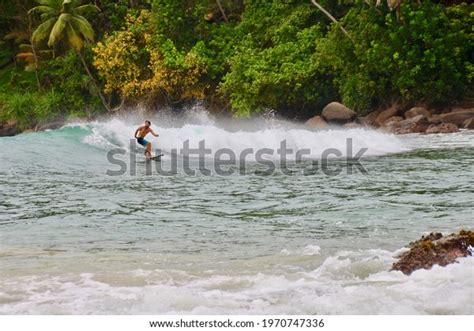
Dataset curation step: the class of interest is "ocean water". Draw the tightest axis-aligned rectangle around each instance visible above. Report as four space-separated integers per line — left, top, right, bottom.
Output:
0 110 473 314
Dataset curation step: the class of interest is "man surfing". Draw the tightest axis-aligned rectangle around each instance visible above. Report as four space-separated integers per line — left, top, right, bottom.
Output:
134 120 159 159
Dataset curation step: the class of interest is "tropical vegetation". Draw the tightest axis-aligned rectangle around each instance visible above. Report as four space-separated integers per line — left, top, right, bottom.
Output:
0 0 472 128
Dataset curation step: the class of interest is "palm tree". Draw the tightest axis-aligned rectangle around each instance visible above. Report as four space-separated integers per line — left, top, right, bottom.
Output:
29 0 110 111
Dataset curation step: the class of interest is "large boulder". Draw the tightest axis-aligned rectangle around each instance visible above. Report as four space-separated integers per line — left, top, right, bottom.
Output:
404 107 431 119
305 115 328 129
425 123 459 134
463 118 474 129
440 110 474 125
321 102 357 122
392 230 474 275
375 105 398 126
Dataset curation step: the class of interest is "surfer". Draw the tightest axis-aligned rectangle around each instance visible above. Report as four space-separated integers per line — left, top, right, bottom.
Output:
134 120 159 158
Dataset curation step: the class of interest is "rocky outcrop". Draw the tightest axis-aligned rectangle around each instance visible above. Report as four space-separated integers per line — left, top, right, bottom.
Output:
0 120 19 137
375 105 398 127
305 115 328 129
307 103 473 134
321 102 357 122
440 110 474 125
394 115 430 134
392 230 474 275
425 123 459 134
37 120 64 131
382 116 404 130
359 109 382 127
427 114 442 124
405 107 430 119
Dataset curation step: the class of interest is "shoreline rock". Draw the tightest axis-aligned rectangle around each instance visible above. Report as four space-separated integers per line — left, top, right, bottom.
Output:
392 230 474 275
305 115 328 129
303 101 473 134
321 102 357 123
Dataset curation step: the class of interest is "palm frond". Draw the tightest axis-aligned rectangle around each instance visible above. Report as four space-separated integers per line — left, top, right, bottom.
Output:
18 43 33 52
70 14 94 43
37 0 62 10
28 5 56 16
31 17 56 44
48 13 70 47
72 4 100 16
4 30 29 44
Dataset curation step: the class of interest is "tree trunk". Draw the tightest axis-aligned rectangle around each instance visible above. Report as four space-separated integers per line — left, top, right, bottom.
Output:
77 51 111 112
216 0 228 23
28 14 42 91
310 0 354 43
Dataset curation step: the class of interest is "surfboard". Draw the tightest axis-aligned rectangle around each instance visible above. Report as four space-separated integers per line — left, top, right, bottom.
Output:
148 154 164 162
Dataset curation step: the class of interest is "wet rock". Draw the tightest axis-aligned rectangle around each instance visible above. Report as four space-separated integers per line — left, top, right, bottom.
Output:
404 107 430 119
425 123 459 134
427 114 442 124
463 118 474 129
394 115 429 134
375 105 398 127
37 120 65 131
305 115 328 129
0 121 19 137
383 116 404 129
360 110 382 127
392 230 474 275
440 110 474 125
321 102 357 122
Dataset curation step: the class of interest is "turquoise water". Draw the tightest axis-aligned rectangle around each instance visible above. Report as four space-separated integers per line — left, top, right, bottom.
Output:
0 112 473 314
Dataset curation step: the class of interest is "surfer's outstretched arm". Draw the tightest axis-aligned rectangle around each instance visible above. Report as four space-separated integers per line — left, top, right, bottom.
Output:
150 128 159 137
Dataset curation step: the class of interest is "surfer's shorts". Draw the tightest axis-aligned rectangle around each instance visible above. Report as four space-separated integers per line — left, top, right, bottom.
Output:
137 137 148 147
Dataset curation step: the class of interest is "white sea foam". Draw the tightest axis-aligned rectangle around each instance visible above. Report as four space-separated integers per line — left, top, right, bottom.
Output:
72 111 409 160
1 251 472 315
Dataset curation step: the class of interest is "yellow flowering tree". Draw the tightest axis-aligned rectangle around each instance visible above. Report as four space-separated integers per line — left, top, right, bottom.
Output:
93 10 207 106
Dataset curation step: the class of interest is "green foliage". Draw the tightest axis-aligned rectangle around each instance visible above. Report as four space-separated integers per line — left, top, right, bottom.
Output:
0 90 62 129
29 0 99 51
1 0 473 127
219 1 334 116
40 49 101 110
320 1 473 111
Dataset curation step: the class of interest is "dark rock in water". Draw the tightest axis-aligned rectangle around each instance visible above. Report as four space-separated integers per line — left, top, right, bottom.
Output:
37 120 65 131
321 102 357 122
425 123 459 134
394 115 430 134
392 230 474 275
0 121 19 137
305 115 328 129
